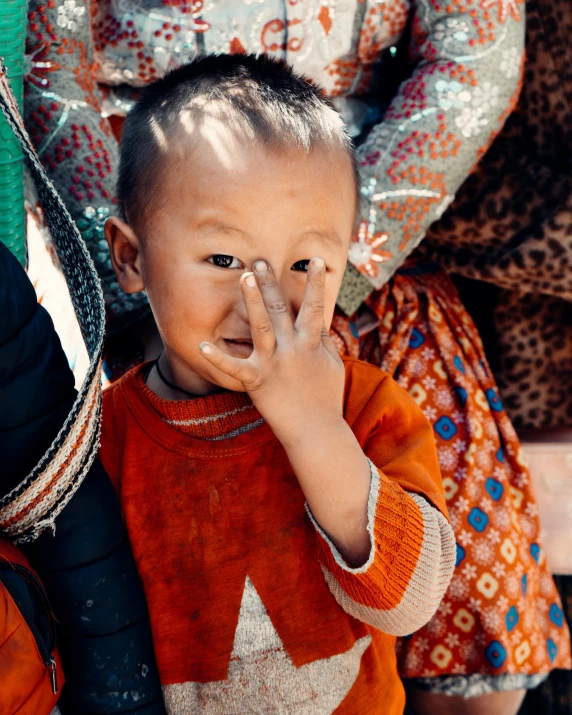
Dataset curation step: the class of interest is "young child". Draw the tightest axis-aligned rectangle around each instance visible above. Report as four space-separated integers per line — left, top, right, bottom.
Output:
100 54 455 714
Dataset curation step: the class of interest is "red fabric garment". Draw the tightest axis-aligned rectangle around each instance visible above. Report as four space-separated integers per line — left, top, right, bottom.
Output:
331 266 572 679
0 541 64 715
100 357 450 714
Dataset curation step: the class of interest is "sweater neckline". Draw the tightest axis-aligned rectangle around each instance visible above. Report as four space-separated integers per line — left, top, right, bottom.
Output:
115 364 275 457
136 368 263 440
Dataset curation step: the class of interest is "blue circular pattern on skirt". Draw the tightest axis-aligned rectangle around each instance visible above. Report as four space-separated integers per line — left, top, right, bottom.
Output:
485 477 504 502
549 603 564 628
467 507 489 533
409 327 425 349
530 543 541 564
434 416 458 440
485 641 507 668
485 388 503 412
453 355 466 374
505 606 519 632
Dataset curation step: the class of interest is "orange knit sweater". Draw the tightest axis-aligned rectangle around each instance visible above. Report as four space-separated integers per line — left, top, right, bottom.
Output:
100 357 454 714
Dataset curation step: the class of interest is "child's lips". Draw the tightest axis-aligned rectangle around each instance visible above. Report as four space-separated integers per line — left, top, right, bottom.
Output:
223 338 253 358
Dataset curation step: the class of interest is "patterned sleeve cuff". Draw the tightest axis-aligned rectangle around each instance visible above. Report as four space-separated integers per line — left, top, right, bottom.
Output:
308 461 456 636
305 458 381 575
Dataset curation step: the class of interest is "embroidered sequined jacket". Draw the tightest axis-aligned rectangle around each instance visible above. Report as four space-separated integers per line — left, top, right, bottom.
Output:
422 0 572 429
23 0 524 324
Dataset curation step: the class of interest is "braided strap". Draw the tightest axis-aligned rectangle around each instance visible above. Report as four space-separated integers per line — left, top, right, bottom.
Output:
0 61 105 542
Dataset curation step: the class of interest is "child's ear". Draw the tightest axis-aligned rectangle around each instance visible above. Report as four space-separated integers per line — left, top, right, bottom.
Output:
105 216 145 294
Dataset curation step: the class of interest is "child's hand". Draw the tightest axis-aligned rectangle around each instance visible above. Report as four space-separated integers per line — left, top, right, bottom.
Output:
200 257 371 566
198 257 345 446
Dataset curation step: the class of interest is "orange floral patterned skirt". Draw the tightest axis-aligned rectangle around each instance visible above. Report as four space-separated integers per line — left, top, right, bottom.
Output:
331 263 571 680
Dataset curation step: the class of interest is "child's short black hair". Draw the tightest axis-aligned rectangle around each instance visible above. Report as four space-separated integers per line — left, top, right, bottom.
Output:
116 53 360 227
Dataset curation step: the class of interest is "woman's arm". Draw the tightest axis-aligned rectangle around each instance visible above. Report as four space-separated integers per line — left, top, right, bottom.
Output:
24 0 150 330
339 0 525 314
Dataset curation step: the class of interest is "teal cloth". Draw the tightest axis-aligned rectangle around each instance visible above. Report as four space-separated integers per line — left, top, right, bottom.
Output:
0 0 27 268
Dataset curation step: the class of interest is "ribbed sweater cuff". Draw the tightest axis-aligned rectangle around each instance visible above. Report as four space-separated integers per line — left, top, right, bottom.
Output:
309 460 425 607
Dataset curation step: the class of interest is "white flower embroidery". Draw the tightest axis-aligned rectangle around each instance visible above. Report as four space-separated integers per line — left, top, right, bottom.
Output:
499 46 522 78
415 637 430 653
455 106 489 138
454 466 468 481
471 82 500 114
445 632 461 649
435 387 455 410
422 375 437 390
504 572 520 598
458 529 474 547
423 405 438 421
438 446 457 470
426 615 447 638
473 539 494 565
57 0 86 31
521 516 536 540
448 575 470 601
435 80 472 111
433 19 470 44
482 605 501 632
456 496 470 513
525 502 539 518
461 562 478 580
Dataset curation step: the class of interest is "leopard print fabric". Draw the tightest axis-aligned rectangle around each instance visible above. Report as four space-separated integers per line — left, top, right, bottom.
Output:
423 0 572 428
494 291 572 429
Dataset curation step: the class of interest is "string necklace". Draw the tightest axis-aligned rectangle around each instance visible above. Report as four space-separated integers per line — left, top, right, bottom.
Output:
154 356 198 399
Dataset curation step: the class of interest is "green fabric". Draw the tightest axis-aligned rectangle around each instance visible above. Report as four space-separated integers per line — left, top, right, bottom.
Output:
336 263 375 317
0 0 27 268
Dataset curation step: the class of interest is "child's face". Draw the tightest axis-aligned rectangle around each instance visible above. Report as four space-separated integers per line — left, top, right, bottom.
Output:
106 123 356 394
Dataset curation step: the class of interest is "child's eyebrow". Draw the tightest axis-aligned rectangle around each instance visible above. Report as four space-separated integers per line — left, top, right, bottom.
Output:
293 229 343 250
195 219 255 244
194 220 343 250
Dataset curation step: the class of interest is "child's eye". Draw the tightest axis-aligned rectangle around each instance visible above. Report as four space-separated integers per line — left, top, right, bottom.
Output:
208 254 245 269
291 260 310 272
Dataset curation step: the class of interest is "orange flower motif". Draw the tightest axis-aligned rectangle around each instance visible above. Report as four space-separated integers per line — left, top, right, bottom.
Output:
348 220 393 279
480 0 523 23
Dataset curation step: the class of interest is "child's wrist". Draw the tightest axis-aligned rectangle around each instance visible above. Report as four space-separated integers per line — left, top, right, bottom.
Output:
277 414 349 452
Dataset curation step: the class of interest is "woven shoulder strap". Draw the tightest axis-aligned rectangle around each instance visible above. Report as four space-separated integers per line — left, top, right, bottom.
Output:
0 61 105 542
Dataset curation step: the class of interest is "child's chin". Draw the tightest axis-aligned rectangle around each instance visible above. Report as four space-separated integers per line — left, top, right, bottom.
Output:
208 372 247 393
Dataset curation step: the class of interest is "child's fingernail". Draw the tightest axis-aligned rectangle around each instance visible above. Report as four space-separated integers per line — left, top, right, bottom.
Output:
253 260 267 273
313 257 325 269
200 342 212 354
244 273 256 288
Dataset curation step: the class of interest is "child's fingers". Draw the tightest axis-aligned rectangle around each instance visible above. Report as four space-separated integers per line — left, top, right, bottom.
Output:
199 342 256 385
251 261 295 344
240 272 276 357
295 257 326 345
321 321 341 360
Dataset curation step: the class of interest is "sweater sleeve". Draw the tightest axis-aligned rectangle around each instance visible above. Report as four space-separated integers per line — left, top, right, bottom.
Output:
309 362 455 636
24 0 149 331
342 0 525 310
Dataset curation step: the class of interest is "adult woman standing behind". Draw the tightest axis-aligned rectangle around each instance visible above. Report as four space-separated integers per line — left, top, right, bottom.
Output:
22 1 570 713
